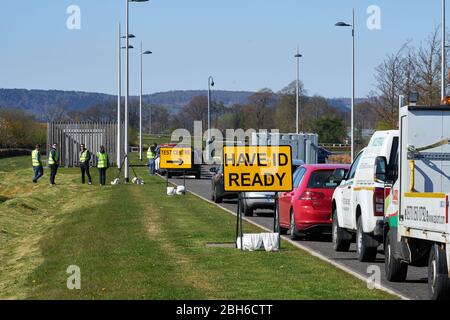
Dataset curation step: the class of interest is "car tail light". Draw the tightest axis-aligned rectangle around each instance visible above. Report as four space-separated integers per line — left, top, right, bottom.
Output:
373 187 385 217
384 186 391 198
299 191 325 201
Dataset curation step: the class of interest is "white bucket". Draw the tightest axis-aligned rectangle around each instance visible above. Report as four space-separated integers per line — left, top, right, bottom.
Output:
176 186 186 195
166 187 176 196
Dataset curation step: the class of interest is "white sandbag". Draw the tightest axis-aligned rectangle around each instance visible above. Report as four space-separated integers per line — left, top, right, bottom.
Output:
166 187 176 196
261 233 280 252
236 233 263 251
132 177 145 185
176 186 186 195
236 233 279 252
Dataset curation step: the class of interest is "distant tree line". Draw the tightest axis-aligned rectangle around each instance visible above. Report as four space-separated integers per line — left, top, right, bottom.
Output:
0 108 46 149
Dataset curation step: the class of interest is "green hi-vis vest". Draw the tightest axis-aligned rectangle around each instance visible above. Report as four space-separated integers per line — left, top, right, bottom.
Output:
147 148 156 159
48 149 59 165
80 150 89 163
32 150 41 167
97 152 108 169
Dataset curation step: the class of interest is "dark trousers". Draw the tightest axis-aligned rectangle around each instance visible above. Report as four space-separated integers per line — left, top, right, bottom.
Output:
80 163 92 184
98 168 107 185
33 166 44 182
49 164 58 185
149 158 156 175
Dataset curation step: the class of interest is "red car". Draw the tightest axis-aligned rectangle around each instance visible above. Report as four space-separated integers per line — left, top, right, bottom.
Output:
278 164 350 240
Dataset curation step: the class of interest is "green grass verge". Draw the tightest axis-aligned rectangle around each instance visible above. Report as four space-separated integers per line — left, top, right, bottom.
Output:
0 156 395 300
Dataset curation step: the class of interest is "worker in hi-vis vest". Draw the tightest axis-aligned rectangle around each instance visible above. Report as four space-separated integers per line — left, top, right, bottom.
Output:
147 143 157 175
79 144 92 185
96 145 109 186
32 144 44 183
48 143 59 186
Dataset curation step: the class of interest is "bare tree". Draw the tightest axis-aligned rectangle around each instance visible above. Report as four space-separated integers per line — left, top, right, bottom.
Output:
416 28 441 106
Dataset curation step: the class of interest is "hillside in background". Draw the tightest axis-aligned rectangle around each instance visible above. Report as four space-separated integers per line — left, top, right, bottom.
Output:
0 89 254 116
0 88 356 117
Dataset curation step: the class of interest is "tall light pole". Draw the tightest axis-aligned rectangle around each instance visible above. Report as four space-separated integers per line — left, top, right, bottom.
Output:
207 76 215 161
139 41 152 161
117 25 135 169
442 0 446 101
124 0 149 182
294 49 303 134
117 24 122 169
336 9 355 161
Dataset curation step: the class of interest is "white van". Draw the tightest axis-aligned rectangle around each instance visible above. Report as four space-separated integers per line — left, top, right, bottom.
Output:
332 130 399 262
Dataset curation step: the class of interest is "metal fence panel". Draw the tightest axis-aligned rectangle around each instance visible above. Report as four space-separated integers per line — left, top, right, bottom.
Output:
46 122 124 167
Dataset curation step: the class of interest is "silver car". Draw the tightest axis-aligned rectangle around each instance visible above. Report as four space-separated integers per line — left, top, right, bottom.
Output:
239 160 305 217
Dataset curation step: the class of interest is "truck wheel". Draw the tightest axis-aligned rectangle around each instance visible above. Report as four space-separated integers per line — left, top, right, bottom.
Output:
290 210 300 240
385 230 408 282
356 217 377 262
428 244 450 300
332 209 351 252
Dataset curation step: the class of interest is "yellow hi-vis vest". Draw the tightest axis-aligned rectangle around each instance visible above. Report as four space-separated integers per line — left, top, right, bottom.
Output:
80 150 89 163
97 152 108 169
32 150 41 167
147 148 156 159
48 149 59 165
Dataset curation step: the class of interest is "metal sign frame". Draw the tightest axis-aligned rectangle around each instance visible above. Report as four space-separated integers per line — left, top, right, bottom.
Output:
235 193 281 251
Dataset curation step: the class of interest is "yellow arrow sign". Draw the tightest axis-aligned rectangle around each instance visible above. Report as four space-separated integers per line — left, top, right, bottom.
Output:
223 146 293 192
160 147 193 170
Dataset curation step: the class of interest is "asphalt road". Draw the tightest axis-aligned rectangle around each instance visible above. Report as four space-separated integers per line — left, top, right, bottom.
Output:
169 176 430 300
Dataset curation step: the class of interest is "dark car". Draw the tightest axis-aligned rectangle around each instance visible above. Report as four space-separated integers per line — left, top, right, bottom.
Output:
156 144 203 179
210 165 239 203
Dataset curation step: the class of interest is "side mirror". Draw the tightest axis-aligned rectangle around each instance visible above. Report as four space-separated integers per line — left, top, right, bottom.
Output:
332 168 347 184
375 156 387 182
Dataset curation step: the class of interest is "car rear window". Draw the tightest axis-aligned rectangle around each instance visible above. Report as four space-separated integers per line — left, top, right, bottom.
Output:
307 170 341 189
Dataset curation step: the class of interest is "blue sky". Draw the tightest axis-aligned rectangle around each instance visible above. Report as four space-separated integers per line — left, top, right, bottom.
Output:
0 1 445 98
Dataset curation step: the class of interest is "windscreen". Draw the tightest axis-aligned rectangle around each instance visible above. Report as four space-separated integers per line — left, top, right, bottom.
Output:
307 170 342 189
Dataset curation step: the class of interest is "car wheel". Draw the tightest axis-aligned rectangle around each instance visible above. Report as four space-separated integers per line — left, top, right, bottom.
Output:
167 172 173 179
385 229 408 282
290 210 300 240
332 209 351 252
356 216 377 262
211 185 216 201
214 186 222 203
428 244 450 300
241 199 254 217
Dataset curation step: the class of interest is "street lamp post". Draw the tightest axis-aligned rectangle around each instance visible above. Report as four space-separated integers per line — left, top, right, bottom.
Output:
117 24 122 169
124 0 149 182
294 49 303 134
336 9 355 161
117 27 135 169
207 76 215 162
139 41 152 161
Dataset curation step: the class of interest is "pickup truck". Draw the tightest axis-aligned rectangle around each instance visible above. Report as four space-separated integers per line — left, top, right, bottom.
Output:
332 130 399 262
